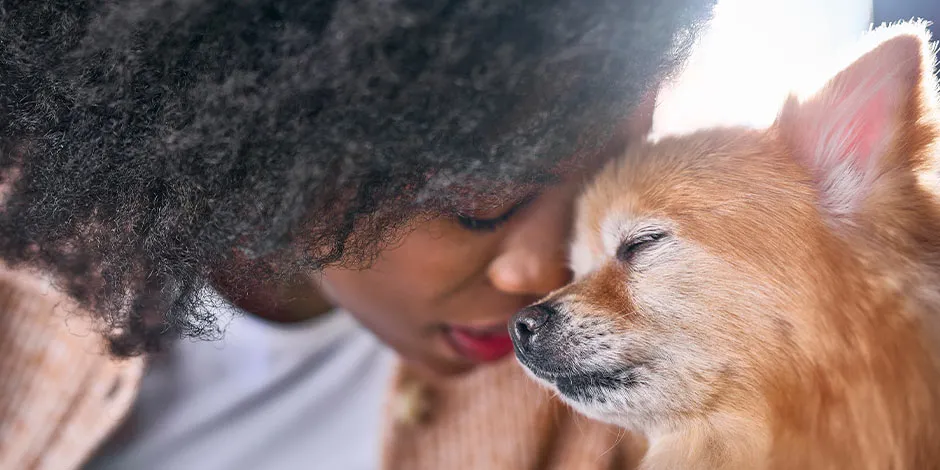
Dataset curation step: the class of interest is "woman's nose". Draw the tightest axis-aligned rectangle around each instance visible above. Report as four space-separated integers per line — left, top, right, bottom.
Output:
488 243 572 296
487 186 575 296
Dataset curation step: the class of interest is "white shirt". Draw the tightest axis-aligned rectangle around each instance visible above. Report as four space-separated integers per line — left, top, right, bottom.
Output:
86 294 395 470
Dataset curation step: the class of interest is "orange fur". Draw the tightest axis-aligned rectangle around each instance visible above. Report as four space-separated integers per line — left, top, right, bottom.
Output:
518 22 940 470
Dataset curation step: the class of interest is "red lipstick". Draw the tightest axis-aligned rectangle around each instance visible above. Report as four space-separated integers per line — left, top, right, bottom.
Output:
444 323 514 363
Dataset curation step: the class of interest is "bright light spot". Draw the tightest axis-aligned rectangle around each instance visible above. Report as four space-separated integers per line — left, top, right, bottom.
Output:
651 0 873 140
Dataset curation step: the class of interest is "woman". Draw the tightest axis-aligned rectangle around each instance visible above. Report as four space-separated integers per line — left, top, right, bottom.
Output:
0 1 717 469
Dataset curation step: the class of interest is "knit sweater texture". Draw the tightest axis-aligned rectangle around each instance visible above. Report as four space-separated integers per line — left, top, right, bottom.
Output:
0 267 644 470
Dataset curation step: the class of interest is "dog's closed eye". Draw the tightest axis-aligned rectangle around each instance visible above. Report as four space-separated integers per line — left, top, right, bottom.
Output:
616 231 668 263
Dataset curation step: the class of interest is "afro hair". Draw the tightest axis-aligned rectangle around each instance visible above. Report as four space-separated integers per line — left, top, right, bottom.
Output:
0 0 715 355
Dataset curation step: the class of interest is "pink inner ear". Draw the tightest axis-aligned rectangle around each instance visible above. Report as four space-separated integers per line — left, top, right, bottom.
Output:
843 90 892 170
778 32 925 215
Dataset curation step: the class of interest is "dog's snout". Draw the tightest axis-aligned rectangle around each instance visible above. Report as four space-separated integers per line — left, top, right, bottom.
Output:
510 303 555 350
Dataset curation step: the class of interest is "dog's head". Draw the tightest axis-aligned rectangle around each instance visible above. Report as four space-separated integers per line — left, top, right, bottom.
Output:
511 24 940 436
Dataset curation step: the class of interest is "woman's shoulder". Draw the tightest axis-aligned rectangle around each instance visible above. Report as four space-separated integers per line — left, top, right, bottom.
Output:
0 265 144 470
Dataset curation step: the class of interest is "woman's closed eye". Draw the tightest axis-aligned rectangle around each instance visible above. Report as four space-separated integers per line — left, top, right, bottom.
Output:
455 195 536 233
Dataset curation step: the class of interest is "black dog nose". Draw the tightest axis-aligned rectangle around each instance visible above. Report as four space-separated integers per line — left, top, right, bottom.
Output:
510 303 555 349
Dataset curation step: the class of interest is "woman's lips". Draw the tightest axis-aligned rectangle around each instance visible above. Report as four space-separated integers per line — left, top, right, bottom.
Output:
443 323 514 363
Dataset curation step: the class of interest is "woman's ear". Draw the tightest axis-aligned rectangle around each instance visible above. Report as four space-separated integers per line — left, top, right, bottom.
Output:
626 89 658 140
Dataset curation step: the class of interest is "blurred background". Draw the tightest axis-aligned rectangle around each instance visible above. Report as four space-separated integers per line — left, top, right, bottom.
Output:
653 0 938 138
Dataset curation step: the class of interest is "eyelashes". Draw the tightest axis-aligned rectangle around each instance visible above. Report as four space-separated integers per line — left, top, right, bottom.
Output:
455 195 536 233
456 212 514 232
616 231 667 263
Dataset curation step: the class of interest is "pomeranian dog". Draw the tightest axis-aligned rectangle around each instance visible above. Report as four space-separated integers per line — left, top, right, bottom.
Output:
510 23 940 470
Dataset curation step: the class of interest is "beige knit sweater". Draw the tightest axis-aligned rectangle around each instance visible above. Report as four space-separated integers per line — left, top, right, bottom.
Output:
0 266 645 470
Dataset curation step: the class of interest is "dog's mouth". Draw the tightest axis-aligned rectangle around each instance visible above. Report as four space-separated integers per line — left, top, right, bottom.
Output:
509 304 644 401
524 363 641 400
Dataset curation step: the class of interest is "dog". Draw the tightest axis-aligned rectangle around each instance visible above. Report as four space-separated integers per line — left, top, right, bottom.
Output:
510 22 940 470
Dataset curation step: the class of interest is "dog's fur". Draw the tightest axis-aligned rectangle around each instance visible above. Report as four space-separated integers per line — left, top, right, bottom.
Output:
512 23 940 469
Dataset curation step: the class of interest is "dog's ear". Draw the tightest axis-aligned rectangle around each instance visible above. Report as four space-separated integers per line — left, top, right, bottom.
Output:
776 24 937 217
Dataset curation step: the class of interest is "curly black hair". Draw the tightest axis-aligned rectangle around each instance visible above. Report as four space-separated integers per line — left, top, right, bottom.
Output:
0 0 715 355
